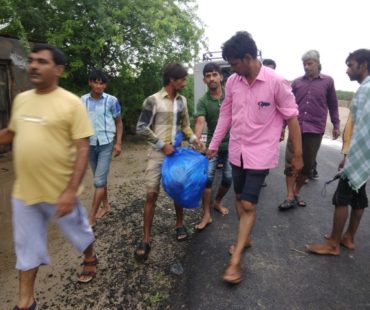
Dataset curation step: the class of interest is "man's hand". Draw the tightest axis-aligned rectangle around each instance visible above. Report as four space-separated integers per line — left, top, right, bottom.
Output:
113 143 122 157
193 138 206 153
332 128 340 140
162 143 175 155
291 154 304 176
338 155 346 171
206 149 217 159
56 189 77 218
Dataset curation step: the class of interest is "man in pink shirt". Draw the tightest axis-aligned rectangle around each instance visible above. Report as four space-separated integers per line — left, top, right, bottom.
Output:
207 31 303 284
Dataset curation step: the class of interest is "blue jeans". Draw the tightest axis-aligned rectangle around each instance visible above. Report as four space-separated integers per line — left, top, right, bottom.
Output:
89 142 113 187
206 150 232 188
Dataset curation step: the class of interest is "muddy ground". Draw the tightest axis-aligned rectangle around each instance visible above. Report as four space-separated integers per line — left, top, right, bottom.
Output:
0 136 202 310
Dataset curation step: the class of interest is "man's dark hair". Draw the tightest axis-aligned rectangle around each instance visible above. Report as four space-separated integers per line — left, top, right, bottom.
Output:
222 31 258 61
31 43 66 66
346 49 370 71
89 69 108 83
203 62 222 76
262 59 276 69
162 63 188 86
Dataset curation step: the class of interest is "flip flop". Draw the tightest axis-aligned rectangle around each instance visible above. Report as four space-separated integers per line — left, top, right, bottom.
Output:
78 255 98 283
278 198 297 210
135 242 151 261
175 226 188 241
295 196 306 207
13 300 37 310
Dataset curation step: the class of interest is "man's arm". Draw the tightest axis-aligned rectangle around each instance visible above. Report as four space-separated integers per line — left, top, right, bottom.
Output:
286 117 304 173
194 116 205 139
327 79 340 139
56 137 90 217
113 116 123 157
0 128 15 144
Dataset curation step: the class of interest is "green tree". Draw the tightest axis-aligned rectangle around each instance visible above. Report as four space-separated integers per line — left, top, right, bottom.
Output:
0 0 205 133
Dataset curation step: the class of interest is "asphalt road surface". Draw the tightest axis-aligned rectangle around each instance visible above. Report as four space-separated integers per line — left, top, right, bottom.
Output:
171 139 370 310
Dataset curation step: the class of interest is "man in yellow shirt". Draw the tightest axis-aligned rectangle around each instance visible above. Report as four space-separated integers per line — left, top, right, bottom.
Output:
0 44 96 310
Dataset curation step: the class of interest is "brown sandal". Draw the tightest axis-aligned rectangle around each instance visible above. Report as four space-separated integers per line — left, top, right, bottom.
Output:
78 255 98 283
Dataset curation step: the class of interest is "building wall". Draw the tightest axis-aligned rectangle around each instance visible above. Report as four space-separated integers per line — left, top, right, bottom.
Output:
0 36 32 153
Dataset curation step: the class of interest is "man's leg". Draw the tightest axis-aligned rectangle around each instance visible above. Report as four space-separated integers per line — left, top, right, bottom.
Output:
195 188 213 230
143 192 158 244
89 186 105 225
342 208 364 250
17 268 38 308
214 152 232 214
195 156 217 230
96 186 111 219
224 199 256 283
89 142 113 225
279 139 298 210
306 205 346 255
228 194 252 255
214 185 230 214
175 203 188 241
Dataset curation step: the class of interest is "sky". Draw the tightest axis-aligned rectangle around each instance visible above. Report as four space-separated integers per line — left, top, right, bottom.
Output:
195 0 368 92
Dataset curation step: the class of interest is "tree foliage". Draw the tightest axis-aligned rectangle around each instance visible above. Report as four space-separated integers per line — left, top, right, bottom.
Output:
0 0 205 132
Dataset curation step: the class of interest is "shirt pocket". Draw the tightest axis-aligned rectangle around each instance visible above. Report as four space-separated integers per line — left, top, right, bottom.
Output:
250 101 274 125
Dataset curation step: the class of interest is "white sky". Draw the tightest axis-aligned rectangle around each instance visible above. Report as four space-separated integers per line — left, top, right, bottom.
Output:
196 0 368 92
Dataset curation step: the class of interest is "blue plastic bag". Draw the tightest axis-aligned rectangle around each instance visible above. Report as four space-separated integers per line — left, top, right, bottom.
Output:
161 147 208 208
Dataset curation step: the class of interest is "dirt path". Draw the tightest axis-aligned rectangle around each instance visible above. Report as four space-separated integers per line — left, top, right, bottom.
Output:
0 106 350 309
0 138 201 309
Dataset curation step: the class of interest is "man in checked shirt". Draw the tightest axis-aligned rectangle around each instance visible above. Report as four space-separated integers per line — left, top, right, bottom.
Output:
135 63 203 261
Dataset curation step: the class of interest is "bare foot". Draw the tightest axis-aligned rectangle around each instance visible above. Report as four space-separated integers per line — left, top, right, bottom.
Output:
324 234 355 250
341 235 355 250
228 238 252 255
306 240 340 256
88 218 96 228
223 263 242 284
195 217 213 231
213 202 229 215
96 206 111 219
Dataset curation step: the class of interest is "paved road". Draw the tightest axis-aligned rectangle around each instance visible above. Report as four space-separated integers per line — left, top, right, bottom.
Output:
171 139 370 310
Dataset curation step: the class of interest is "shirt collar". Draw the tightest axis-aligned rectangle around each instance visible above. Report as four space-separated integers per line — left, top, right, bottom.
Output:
160 87 181 100
236 62 266 84
206 88 225 100
89 92 107 100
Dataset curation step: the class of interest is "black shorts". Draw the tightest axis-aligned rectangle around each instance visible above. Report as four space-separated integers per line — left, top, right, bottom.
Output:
231 165 269 204
332 178 368 209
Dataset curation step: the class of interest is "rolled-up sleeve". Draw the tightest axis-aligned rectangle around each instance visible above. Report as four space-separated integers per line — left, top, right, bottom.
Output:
276 79 299 119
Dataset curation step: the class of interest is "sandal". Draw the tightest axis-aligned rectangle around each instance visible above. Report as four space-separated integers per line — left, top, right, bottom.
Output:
78 255 98 283
135 242 151 261
223 263 242 284
295 196 307 207
176 226 188 241
278 198 297 210
13 300 37 310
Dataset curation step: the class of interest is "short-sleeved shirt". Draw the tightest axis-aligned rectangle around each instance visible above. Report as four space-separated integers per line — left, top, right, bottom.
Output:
209 66 298 169
292 74 340 134
81 92 121 146
8 87 94 205
196 90 229 151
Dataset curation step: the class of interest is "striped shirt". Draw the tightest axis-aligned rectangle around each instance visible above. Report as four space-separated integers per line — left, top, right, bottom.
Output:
81 92 121 146
136 88 196 149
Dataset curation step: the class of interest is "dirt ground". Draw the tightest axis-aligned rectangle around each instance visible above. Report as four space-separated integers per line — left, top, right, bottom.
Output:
0 136 202 310
0 106 349 309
